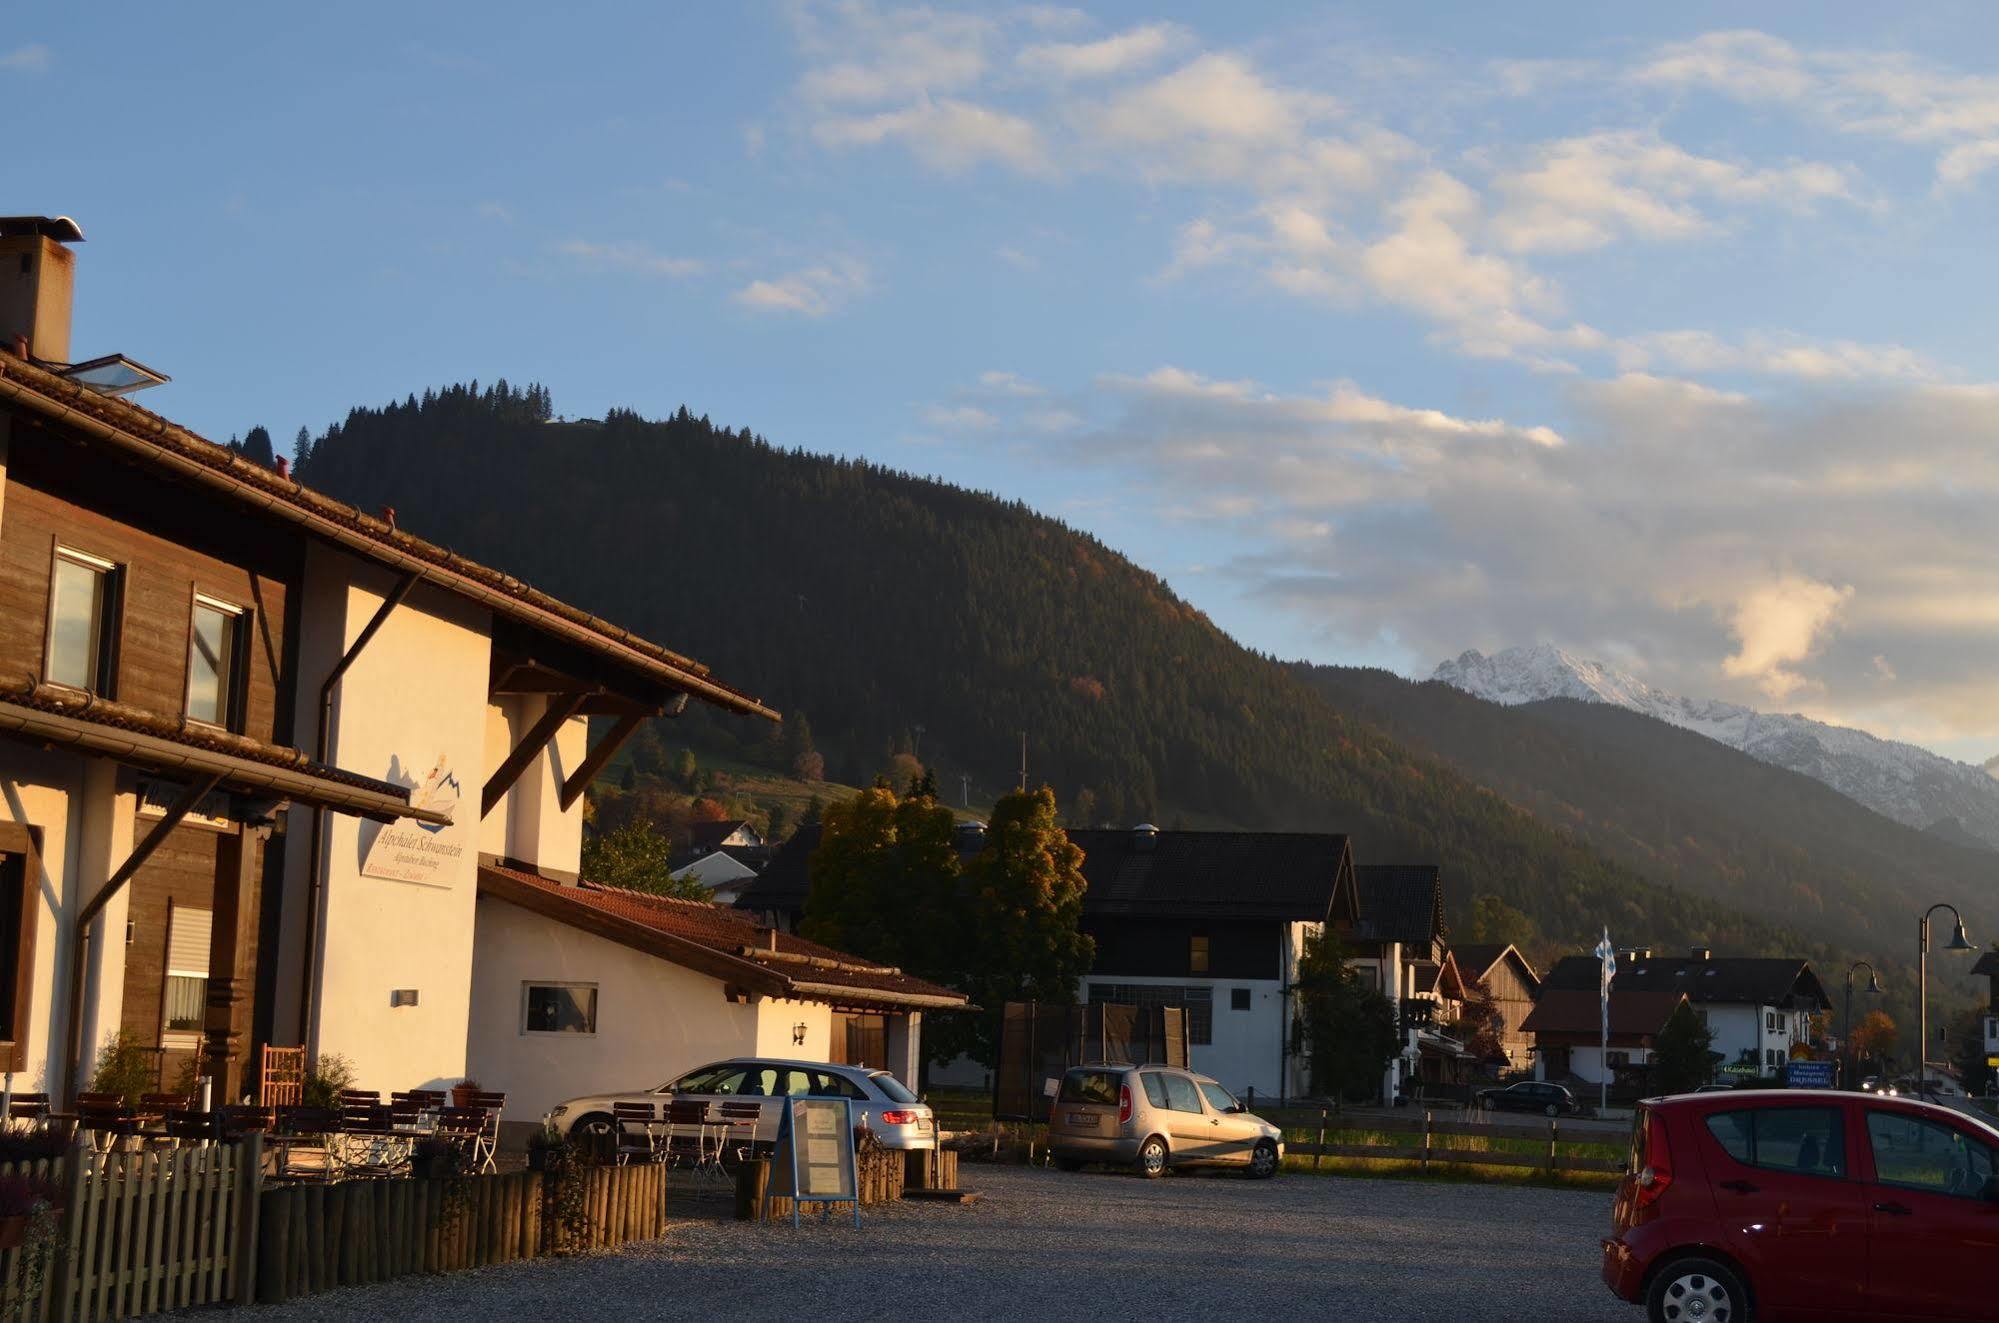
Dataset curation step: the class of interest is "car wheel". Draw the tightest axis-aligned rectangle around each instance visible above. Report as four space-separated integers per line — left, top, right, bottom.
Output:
1648 1257 1751 1323
1135 1136 1169 1179
1054 1155 1086 1173
1545 1103 1560 1118
573 1112 616 1162
1248 1141 1279 1179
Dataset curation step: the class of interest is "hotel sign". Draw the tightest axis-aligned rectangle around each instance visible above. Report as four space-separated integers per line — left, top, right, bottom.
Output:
361 756 464 886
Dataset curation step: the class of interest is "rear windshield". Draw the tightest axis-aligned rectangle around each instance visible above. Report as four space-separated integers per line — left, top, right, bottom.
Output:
868 1073 919 1104
1060 1069 1122 1106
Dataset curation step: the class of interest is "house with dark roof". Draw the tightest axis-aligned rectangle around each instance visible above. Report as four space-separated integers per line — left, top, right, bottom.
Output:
1541 947 1830 1080
1974 950 1999 1068
1064 825 1358 1099
1451 943 1542 1071
1520 988 1690 1087
686 818 762 853
0 216 773 1103
1336 864 1457 1100
467 864 966 1123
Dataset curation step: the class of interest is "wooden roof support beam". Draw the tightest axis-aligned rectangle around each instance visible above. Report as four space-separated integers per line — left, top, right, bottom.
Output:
558 708 647 812
481 690 590 819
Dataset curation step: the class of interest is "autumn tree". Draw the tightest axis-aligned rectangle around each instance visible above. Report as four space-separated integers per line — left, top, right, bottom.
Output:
801 785 959 973
1850 1009 1899 1074
580 819 709 900
1652 1002 1717 1094
1294 929 1399 1102
1452 971 1506 1063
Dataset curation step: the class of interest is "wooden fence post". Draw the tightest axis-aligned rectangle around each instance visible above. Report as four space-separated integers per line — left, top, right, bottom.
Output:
233 1133 263 1304
1315 1108 1327 1171
49 1140 89 1323
734 1159 769 1222
1421 1110 1433 1174
1547 1119 1559 1177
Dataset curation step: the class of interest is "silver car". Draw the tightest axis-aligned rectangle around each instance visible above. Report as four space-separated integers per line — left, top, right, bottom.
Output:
543 1057 938 1154
1047 1064 1284 1178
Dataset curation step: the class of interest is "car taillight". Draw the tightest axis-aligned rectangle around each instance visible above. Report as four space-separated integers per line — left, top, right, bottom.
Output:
880 1110 918 1126
1118 1085 1132 1125
1634 1111 1674 1210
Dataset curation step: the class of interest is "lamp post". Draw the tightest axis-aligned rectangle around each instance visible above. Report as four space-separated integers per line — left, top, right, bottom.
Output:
1919 903 1975 1093
1842 961 1882 1089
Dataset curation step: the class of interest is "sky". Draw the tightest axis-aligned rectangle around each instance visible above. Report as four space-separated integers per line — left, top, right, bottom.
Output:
15 2 1999 761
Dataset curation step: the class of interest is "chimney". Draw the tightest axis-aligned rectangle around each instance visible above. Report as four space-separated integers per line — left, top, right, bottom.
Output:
0 217 82 364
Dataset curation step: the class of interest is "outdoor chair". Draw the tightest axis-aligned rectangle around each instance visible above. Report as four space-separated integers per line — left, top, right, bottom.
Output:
220 1105 274 1141
76 1094 139 1149
5 1092 50 1123
259 1046 305 1109
433 1106 486 1167
157 1109 215 1147
612 1102 661 1166
665 1099 723 1175
342 1106 410 1178
272 1106 342 1182
138 1092 193 1123
468 1090 506 1173
716 1100 761 1165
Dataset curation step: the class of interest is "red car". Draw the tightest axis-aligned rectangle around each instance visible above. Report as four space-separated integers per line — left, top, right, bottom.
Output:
1603 1089 1999 1321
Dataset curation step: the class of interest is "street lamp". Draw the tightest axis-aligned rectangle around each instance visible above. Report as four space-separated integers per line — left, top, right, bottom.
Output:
1843 961 1883 1089
1919 903 1975 1093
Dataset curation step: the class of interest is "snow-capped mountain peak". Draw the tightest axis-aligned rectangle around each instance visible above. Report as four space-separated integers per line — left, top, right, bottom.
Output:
1432 646 1999 850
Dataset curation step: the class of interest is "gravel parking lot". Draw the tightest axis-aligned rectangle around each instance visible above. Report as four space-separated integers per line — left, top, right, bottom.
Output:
229 1167 1638 1322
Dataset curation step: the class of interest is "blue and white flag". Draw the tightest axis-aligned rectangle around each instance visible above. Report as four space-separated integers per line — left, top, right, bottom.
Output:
1594 929 1617 999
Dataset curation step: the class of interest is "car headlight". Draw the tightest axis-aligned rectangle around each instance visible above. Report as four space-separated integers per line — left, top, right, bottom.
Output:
547 1104 569 1119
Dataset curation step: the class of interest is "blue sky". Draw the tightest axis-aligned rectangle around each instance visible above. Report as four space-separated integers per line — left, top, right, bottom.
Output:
17 3 1999 759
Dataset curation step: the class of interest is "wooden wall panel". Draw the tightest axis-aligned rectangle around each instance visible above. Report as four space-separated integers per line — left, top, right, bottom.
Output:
0 418 300 746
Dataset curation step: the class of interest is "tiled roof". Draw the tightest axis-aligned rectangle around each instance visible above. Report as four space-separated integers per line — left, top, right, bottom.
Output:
1352 864 1445 946
479 863 968 1010
1521 988 1688 1038
1451 943 1541 991
1542 954 1830 1010
1068 829 1355 921
0 351 771 718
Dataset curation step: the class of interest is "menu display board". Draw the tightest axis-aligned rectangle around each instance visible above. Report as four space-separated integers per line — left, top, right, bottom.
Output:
768 1097 860 1227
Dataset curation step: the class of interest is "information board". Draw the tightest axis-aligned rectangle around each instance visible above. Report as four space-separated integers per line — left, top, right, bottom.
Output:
1786 1059 1837 1089
768 1096 859 1227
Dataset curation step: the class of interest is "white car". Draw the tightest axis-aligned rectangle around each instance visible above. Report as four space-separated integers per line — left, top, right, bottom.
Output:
543 1057 939 1156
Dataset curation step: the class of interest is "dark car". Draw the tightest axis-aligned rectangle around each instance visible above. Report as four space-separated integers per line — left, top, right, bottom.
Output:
1475 1080 1580 1117
1602 1089 1999 1321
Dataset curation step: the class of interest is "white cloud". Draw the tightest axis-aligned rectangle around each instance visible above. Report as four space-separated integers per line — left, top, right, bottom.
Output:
733 257 871 317
792 3 994 105
1616 330 1935 382
920 404 998 430
1722 575 1854 700
475 201 513 223
1017 23 1185 80
555 239 703 278
0 45 49 73
814 98 1046 173
995 244 1038 271
977 370 1044 396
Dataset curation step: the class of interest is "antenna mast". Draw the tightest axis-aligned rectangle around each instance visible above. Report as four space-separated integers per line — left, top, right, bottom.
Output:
1018 731 1027 791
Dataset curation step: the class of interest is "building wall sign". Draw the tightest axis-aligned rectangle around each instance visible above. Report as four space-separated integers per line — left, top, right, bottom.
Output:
360 755 464 885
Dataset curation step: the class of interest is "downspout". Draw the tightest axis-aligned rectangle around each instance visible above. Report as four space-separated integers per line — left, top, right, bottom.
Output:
296 571 420 1049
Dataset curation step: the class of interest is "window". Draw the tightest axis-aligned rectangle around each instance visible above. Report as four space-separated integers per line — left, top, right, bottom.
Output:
45 548 118 692
1231 987 1252 1012
1767 1048 1783 1068
1867 1111 1998 1199
1197 1081 1239 1113
809 1071 869 1101
1189 934 1210 974
1140 1072 1170 1108
868 1073 919 1104
1061 1069 1122 1106
1089 984 1213 1045
1159 1072 1203 1113
161 904 211 1047
1606 1050 1631 1069
1766 1012 1778 1032
666 1065 747 1095
1705 1106 1846 1178
521 982 596 1034
0 837 35 1071
185 597 247 729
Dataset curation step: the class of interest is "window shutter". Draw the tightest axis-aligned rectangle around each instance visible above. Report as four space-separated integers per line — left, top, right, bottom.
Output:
168 907 212 978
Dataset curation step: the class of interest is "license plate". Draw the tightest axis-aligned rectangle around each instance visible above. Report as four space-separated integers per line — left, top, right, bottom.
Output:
917 1118 933 1132
1068 1113 1095 1126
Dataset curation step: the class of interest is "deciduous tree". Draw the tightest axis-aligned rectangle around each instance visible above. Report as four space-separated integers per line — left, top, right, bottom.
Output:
580 819 710 900
1294 929 1400 1102
1653 1002 1717 1094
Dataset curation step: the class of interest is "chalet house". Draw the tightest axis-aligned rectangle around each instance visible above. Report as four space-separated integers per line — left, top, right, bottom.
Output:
0 215 774 1103
687 819 762 853
671 848 760 903
1521 988 1689 1087
1068 826 1358 1101
466 866 967 1123
1451 942 1543 1071
1341 864 1462 1101
1975 951 1999 1069
1541 948 1830 1079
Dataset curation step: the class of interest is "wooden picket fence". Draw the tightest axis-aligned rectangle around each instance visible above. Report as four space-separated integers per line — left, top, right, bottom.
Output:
254 1162 669 1307
0 1140 255 1323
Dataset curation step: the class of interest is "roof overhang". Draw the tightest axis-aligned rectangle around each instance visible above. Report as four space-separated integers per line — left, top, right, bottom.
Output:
0 689 435 825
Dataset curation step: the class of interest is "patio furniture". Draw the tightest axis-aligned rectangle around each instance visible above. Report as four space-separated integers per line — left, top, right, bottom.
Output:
6 1092 50 1122
76 1094 139 1148
138 1092 193 1125
157 1109 215 1147
432 1106 486 1167
342 1105 411 1178
716 1100 761 1166
271 1106 342 1182
468 1090 506 1173
612 1102 661 1166
665 1099 722 1174
220 1105 274 1141
260 1046 305 1108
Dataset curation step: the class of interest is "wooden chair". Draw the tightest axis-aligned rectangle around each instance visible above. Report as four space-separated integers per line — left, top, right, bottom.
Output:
220 1105 274 1141
611 1102 660 1166
468 1090 506 1173
138 1092 192 1124
716 1100 762 1166
158 1109 214 1147
5 1092 50 1123
260 1046 305 1109
664 1099 720 1173
272 1106 341 1182
433 1106 485 1167
76 1093 138 1148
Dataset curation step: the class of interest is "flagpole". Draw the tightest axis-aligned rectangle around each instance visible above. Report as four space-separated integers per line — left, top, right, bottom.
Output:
1595 929 1616 1116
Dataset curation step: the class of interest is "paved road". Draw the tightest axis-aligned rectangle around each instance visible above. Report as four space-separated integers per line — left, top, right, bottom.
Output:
229 1166 1640 1322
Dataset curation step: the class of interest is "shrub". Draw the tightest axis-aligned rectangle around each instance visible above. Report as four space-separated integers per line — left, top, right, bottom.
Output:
301 1054 355 1109
0 1128 68 1167
86 1029 156 1104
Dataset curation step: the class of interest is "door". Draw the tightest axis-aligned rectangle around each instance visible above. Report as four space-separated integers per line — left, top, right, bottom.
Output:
1153 1071 1220 1161
1198 1079 1258 1163
1696 1103 1871 1317
1861 1108 1999 1320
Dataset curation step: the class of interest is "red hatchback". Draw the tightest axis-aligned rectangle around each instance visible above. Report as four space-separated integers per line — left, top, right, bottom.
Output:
1603 1089 1999 1321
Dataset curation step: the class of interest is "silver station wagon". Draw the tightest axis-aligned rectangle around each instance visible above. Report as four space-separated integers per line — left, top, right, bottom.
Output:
1047 1064 1284 1178
544 1057 937 1156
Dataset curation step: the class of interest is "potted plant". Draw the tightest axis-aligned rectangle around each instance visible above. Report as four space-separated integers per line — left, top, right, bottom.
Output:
0 1174 63 1251
449 1078 484 1109
409 1135 468 1183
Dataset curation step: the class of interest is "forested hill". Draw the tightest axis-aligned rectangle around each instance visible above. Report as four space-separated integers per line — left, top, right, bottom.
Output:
1298 666 1996 981
291 383 1820 965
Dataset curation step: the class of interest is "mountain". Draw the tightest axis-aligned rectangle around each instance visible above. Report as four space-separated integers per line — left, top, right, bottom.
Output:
1436 645 1999 851
284 384 1824 971
1299 664 1995 986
